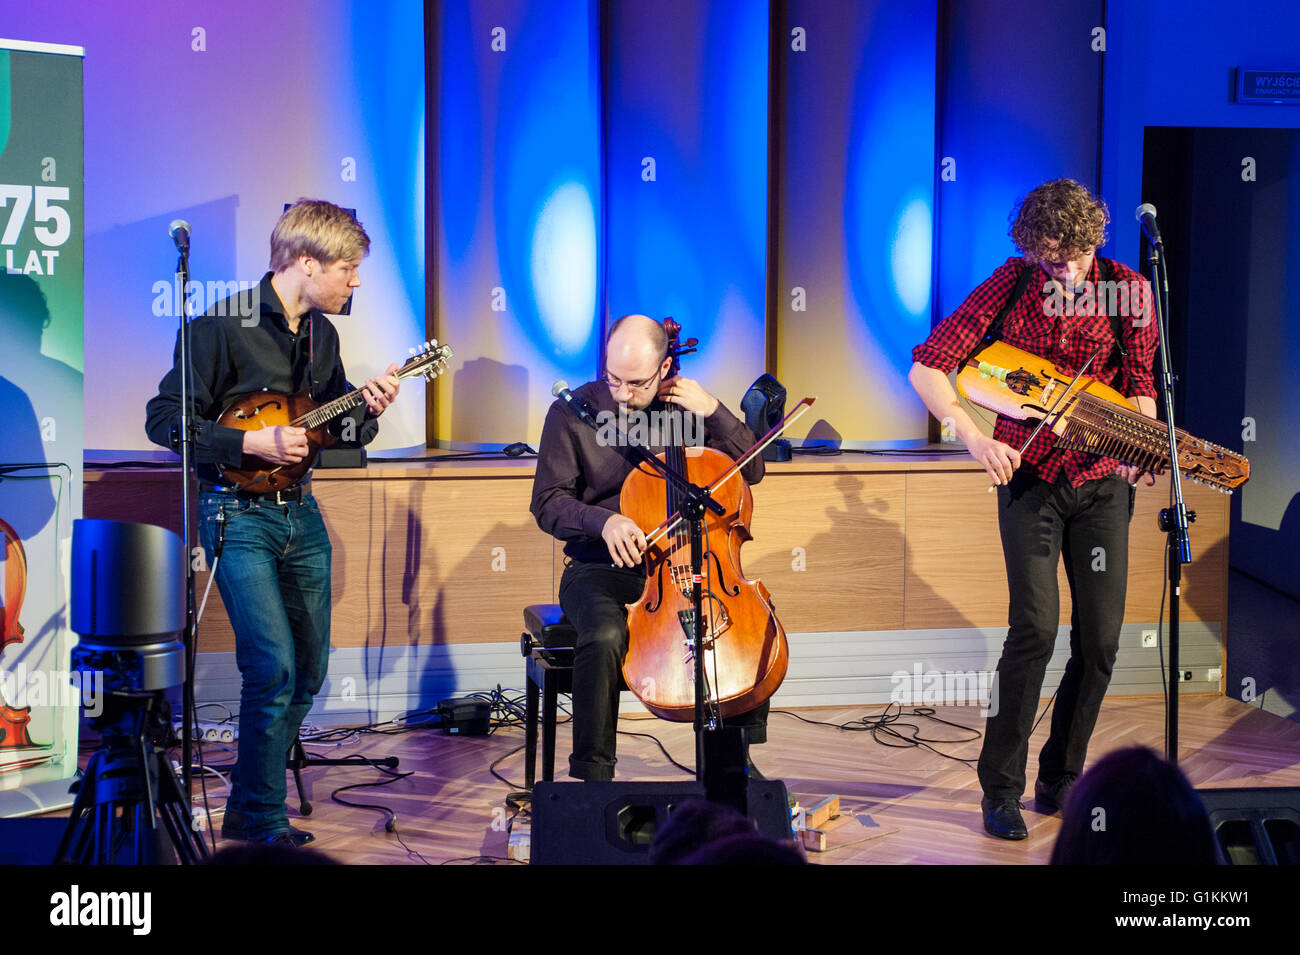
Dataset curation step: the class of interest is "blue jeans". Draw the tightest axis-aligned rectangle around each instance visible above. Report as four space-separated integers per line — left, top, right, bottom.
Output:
198 490 331 837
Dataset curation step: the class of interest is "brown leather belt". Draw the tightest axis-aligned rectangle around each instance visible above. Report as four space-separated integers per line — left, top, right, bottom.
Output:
200 483 309 504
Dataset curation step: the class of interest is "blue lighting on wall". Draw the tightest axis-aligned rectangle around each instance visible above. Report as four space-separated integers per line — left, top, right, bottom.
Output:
350 0 425 321
530 181 598 354
493 1 601 365
605 0 768 362
891 196 933 318
437 1 485 268
843 1 935 371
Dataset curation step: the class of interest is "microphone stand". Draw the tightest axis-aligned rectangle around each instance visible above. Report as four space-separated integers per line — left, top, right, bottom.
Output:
1143 228 1195 763
175 242 198 801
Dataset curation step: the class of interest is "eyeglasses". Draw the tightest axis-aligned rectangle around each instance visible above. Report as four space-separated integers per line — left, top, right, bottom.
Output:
603 369 663 392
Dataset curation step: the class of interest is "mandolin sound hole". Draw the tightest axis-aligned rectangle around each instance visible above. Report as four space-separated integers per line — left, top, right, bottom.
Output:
236 399 284 420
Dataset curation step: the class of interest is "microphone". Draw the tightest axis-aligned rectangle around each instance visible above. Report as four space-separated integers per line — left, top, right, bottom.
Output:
552 380 599 430
1134 203 1161 244
169 219 191 255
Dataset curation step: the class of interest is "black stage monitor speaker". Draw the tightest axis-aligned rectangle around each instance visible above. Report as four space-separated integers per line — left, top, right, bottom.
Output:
1197 787 1300 865
741 374 791 462
531 781 793 865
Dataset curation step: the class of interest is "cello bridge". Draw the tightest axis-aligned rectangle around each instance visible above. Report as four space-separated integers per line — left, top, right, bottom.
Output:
677 604 730 656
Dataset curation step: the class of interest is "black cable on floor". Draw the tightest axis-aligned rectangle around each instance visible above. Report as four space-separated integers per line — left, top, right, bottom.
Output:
773 703 983 766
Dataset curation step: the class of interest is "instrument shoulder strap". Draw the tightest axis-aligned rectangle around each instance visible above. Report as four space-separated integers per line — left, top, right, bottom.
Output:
1094 256 1128 357
962 257 1125 368
962 261 1037 369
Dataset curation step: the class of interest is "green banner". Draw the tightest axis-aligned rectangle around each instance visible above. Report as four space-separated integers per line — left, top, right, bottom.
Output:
0 41 84 801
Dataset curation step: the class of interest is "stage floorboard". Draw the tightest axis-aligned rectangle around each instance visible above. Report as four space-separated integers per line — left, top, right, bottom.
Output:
180 694 1300 865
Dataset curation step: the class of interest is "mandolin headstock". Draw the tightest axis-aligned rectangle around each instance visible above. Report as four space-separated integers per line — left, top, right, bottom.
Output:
401 341 454 382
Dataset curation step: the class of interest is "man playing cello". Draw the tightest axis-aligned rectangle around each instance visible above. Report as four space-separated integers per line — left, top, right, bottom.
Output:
530 314 767 782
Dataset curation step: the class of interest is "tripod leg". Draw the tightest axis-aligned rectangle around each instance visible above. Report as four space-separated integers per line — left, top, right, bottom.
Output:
139 728 160 825
135 802 148 865
156 751 210 863
54 753 103 863
71 816 94 865
97 803 112 866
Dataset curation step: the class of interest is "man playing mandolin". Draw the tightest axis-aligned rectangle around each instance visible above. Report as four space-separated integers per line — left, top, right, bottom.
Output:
145 199 400 846
531 314 768 782
908 179 1160 841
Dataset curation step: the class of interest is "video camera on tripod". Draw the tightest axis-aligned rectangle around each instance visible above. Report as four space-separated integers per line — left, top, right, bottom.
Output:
56 519 208 864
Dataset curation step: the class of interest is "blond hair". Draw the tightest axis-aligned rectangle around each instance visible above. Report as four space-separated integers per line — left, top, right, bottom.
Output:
269 199 370 272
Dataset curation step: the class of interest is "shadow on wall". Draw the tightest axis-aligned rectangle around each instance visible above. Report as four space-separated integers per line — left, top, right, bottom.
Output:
87 197 240 452
0 272 73 539
449 357 530 447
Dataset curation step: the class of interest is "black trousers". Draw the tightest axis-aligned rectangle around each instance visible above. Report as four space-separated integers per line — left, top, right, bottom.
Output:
558 560 769 782
977 471 1134 801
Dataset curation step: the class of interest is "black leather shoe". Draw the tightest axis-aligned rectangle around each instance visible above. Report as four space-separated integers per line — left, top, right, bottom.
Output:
263 831 304 847
278 827 315 847
1034 773 1077 814
981 798 1028 840
223 814 315 847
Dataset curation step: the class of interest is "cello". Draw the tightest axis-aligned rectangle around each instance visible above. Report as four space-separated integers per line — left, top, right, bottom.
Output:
618 321 796 722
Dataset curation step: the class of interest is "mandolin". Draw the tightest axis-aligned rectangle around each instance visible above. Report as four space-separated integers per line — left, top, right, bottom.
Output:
216 341 453 494
957 341 1250 493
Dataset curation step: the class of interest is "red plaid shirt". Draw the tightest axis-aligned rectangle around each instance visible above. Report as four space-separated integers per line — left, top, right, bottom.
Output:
913 256 1160 486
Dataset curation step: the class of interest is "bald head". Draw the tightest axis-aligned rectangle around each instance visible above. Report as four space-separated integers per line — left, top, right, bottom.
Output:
604 314 671 409
607 314 667 365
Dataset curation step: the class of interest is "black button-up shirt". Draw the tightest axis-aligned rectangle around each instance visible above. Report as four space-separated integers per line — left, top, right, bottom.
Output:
530 380 764 564
145 272 375 483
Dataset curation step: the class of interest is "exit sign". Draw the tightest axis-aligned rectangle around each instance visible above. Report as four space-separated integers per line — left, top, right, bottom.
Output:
1235 69 1300 104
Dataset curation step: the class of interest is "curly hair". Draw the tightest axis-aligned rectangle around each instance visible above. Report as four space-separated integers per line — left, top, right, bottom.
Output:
1008 179 1109 261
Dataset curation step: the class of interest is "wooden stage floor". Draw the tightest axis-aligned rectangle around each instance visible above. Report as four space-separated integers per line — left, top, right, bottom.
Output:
194 694 1300 865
